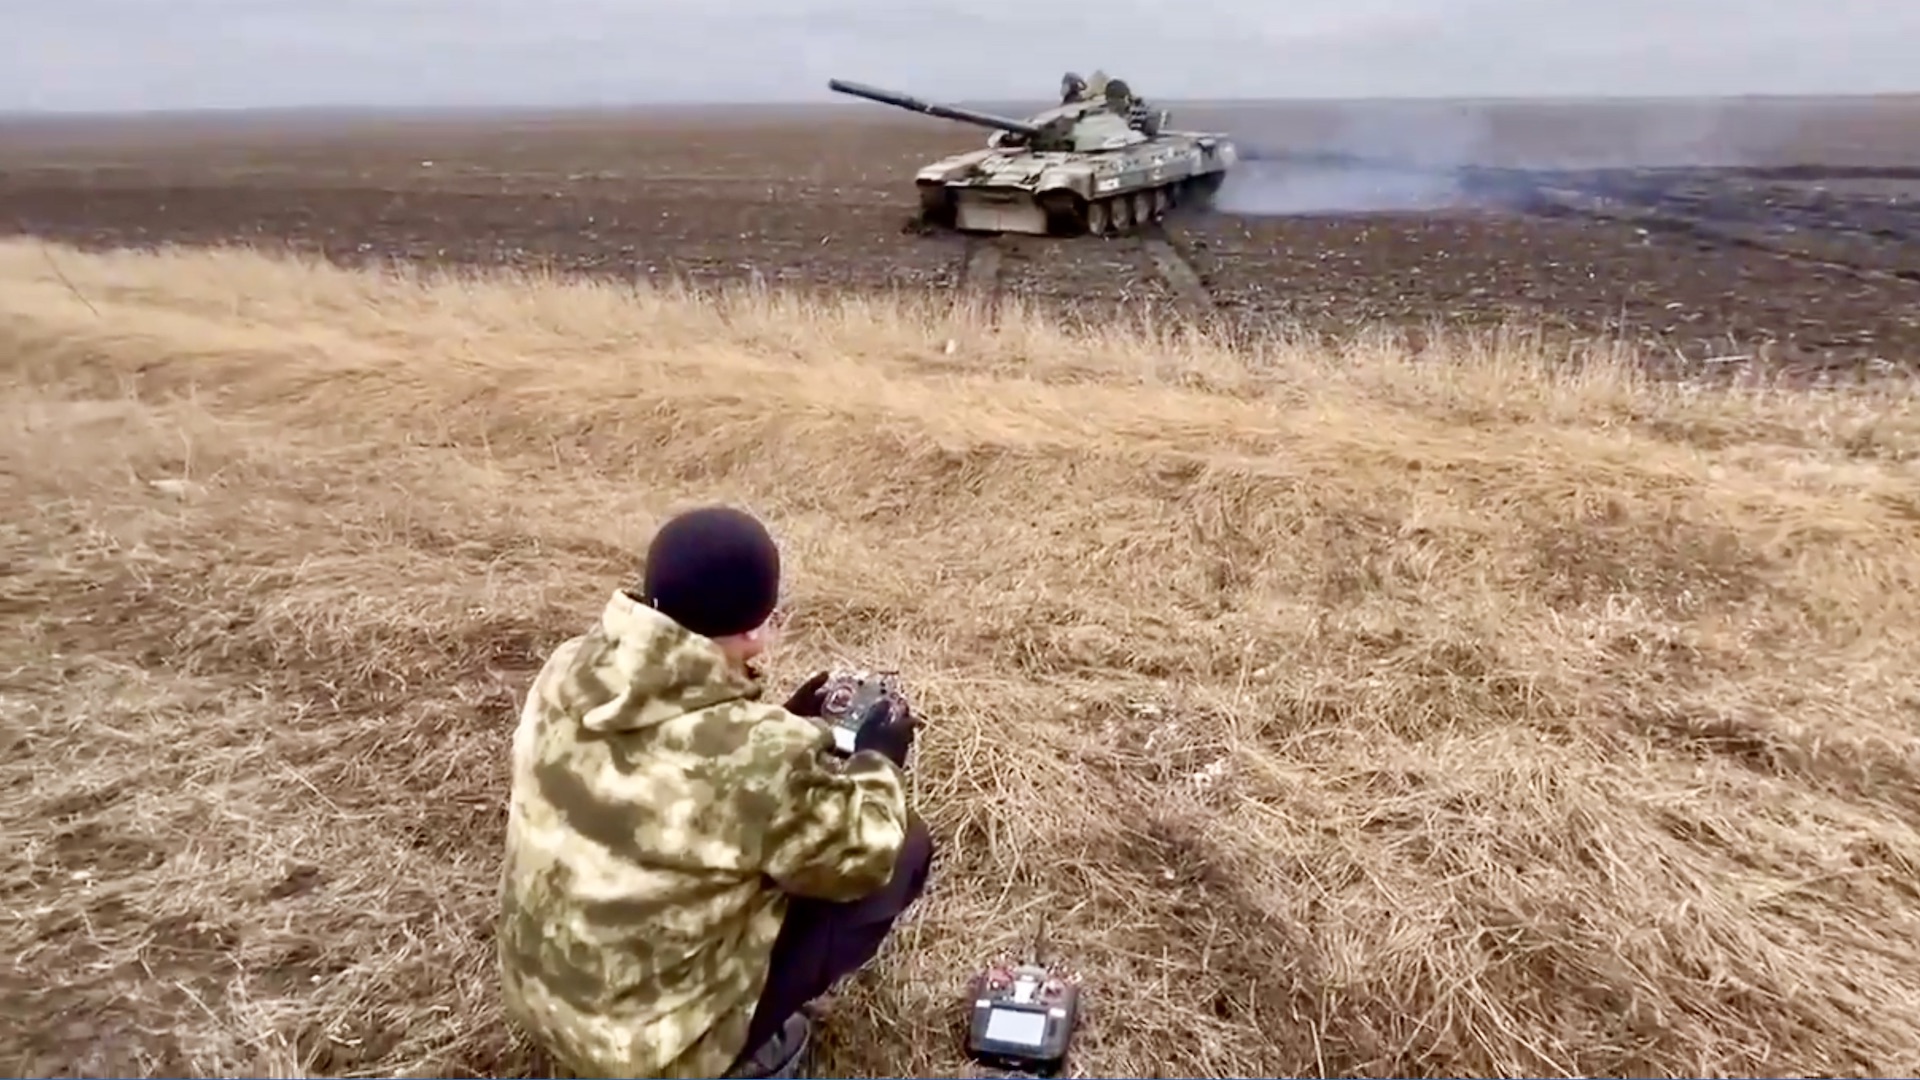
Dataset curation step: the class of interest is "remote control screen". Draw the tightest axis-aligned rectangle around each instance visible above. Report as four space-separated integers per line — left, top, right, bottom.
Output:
983 1008 1047 1046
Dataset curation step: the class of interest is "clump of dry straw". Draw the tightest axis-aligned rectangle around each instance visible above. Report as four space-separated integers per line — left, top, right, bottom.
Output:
3 238 1919 1078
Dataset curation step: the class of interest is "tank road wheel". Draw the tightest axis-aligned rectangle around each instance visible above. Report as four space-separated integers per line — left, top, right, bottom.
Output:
1086 198 1111 236
1111 195 1135 233
1132 191 1154 225
1152 186 1171 218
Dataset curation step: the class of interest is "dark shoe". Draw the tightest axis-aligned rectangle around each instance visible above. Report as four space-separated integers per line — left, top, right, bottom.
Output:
724 1013 812 1079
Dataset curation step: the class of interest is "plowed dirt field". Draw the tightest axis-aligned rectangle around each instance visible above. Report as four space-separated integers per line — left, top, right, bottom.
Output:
5 96 1920 375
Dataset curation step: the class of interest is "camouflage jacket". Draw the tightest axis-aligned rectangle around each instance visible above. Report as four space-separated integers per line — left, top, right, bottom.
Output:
497 589 911 1078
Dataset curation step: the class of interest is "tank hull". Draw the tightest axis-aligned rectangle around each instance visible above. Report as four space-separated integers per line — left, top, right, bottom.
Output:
910 134 1238 237
952 189 1054 235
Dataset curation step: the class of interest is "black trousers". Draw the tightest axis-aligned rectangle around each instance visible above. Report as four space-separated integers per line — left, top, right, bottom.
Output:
734 817 935 1061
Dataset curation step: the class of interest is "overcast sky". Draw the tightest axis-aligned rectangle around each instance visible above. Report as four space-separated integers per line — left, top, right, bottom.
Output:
5 0 1919 112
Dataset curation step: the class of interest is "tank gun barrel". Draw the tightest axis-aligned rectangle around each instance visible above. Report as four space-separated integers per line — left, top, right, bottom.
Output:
827 78 1042 138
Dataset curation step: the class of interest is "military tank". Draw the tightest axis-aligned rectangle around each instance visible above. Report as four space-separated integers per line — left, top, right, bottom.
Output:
827 71 1238 237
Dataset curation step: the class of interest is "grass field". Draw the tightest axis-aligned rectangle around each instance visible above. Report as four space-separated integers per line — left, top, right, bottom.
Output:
5 236 1920 1077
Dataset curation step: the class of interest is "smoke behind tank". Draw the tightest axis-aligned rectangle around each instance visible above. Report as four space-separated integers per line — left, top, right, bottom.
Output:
1217 151 1472 216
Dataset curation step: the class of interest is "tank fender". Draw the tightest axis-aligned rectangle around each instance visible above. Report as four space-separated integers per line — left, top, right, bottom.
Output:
1033 167 1095 202
915 149 999 185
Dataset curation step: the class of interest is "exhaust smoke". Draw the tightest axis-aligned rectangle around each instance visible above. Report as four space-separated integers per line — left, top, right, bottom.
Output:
1211 97 1797 218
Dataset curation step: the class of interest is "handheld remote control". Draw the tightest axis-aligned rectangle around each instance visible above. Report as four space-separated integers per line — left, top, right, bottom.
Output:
814 669 905 757
963 962 1081 1077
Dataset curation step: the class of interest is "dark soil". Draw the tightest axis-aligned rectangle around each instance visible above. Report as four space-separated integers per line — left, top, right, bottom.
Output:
4 97 1919 376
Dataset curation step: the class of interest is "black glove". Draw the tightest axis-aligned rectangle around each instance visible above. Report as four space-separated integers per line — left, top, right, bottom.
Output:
853 696 917 769
782 670 832 717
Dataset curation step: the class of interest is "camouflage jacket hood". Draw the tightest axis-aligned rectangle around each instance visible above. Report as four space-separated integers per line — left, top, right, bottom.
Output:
498 590 911 1079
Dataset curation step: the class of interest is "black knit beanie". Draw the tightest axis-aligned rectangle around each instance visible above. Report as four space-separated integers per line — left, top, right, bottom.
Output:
640 506 782 639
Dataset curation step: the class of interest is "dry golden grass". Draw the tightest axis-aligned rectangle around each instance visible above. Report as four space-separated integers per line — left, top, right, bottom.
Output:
4 236 1920 1079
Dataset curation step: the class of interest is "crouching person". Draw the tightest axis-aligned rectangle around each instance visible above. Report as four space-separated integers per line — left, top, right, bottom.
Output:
498 506 932 1078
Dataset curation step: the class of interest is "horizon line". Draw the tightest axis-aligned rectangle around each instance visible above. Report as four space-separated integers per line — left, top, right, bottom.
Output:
4 89 1918 121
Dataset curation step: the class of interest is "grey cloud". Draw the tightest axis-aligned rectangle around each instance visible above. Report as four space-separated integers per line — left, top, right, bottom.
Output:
3 0 1917 111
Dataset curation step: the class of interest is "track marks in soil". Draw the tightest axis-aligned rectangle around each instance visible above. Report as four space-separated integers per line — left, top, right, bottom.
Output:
1526 187 1920 287
1442 161 1920 287
959 235 1003 306
1141 226 1218 319
954 229 1217 322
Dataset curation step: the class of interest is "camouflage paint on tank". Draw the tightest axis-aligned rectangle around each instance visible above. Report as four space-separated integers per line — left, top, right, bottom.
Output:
828 70 1238 237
